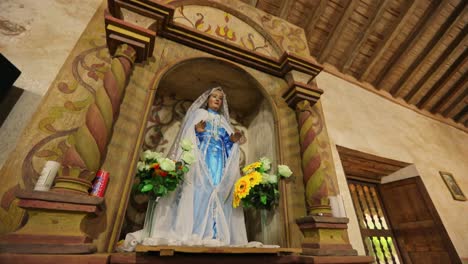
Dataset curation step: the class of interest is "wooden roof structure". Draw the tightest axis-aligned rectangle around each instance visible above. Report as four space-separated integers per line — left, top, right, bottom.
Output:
241 0 467 130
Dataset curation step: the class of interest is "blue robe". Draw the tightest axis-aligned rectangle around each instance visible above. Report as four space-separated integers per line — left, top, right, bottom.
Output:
195 109 233 238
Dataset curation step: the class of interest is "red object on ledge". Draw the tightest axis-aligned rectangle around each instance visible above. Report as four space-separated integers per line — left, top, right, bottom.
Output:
91 170 110 197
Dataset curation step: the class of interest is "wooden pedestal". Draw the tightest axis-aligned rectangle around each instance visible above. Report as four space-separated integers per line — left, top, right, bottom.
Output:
0 189 104 254
296 215 361 257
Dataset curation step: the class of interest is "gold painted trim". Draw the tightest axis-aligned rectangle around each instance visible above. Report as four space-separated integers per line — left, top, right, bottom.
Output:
284 87 321 102
284 88 296 102
288 58 322 73
296 87 321 97
130 0 170 15
107 24 150 42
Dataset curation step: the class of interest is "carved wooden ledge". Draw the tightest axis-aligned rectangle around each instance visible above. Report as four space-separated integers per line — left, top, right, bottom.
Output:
105 9 156 63
282 73 324 109
0 190 104 254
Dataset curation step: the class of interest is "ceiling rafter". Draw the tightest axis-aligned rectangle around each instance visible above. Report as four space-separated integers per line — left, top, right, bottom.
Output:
304 0 327 38
256 0 282 16
390 0 467 98
359 0 417 81
246 0 468 129
443 90 468 117
460 111 468 126
454 105 468 122
279 0 294 19
417 44 468 109
318 0 360 63
341 0 390 73
431 73 467 113
240 0 259 6
373 0 445 90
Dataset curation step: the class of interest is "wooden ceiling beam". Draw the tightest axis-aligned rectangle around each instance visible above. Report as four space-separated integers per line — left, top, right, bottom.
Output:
460 111 468 126
318 0 360 63
359 0 417 81
391 1 467 98
453 105 468 122
278 0 294 19
372 0 444 89
417 45 468 109
304 0 327 38
256 0 282 16
240 0 259 6
341 0 390 73
443 91 467 117
431 73 467 113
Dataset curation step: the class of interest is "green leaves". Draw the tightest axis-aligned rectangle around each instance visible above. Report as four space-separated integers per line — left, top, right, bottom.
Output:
240 183 279 210
154 185 167 197
141 184 153 192
135 157 189 199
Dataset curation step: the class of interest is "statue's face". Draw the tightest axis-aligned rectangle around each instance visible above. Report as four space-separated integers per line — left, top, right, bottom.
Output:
207 90 223 111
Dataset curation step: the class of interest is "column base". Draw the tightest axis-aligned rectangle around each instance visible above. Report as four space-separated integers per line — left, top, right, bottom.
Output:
297 215 358 256
308 205 333 216
53 176 93 194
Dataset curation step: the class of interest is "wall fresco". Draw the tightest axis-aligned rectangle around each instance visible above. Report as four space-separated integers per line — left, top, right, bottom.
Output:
166 0 309 57
174 5 279 58
0 33 110 234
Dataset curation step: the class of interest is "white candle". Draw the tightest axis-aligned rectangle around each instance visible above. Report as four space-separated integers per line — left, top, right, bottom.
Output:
338 194 347 217
34 161 61 191
329 195 347 217
329 196 340 217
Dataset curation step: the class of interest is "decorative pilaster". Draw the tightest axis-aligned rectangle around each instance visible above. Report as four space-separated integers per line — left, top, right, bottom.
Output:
53 9 156 194
282 71 364 258
283 71 330 215
53 44 137 194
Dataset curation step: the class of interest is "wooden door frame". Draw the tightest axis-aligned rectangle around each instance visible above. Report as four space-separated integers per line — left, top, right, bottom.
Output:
337 146 461 263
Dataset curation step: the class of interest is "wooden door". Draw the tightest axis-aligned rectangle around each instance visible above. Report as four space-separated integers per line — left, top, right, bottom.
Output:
380 177 461 264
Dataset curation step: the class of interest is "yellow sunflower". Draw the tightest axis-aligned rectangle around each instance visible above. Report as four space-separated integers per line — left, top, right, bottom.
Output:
242 161 262 174
234 177 251 198
232 194 241 208
246 171 262 187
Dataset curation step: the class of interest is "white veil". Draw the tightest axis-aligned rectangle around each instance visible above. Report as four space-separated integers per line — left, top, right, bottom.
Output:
168 87 231 160
121 87 248 250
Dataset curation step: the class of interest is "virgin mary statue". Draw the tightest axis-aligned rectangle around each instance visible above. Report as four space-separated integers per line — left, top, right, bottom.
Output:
121 87 248 250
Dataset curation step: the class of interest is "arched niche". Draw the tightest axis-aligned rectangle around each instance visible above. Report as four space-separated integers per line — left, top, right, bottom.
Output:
120 57 285 245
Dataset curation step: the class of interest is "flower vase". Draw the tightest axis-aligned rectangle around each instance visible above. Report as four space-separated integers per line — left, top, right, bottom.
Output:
142 197 158 239
259 208 280 245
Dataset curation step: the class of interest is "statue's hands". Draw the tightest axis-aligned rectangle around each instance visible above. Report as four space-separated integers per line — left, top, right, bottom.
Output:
230 130 242 143
195 120 206 132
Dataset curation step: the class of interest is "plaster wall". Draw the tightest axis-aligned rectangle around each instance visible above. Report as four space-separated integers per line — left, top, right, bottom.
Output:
317 71 468 259
0 0 102 168
0 0 102 95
